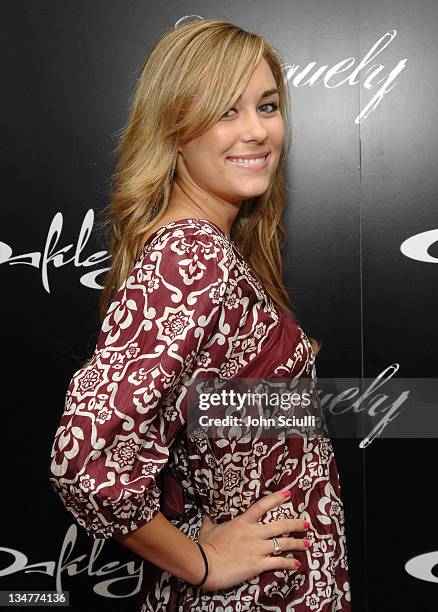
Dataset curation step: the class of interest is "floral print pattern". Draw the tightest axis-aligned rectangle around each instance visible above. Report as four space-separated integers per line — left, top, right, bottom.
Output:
48 219 351 610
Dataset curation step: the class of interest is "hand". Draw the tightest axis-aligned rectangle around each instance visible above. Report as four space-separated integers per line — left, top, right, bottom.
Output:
197 489 309 592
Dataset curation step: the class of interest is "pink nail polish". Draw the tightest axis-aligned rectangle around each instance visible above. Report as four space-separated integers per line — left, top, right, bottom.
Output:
281 489 291 498
303 540 310 548
295 560 302 569
303 520 310 529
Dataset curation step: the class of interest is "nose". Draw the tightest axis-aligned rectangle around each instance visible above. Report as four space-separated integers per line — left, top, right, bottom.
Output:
239 109 269 142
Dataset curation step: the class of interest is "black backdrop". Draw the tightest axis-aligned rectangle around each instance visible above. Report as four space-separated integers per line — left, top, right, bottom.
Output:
1 1 437 611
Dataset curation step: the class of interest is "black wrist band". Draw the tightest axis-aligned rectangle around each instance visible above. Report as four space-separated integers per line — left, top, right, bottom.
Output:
192 542 209 587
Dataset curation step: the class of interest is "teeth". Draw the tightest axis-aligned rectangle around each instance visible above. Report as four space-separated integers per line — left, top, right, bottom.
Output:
228 155 267 166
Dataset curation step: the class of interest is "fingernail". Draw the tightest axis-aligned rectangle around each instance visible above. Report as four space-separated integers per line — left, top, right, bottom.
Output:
294 560 302 569
303 520 310 529
303 540 310 548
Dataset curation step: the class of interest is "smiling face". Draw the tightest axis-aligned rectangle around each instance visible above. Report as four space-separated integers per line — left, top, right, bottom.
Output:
175 57 285 209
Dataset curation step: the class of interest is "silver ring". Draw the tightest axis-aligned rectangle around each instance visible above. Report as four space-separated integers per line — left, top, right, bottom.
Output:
272 537 283 556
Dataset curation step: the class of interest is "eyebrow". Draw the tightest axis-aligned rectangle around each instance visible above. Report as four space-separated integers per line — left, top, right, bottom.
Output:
236 88 279 103
260 88 279 98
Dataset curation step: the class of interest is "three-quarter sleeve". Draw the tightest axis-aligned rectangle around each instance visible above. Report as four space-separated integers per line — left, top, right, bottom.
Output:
48 225 230 539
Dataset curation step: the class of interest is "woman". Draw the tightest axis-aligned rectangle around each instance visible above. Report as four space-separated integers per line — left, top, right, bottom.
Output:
48 18 351 611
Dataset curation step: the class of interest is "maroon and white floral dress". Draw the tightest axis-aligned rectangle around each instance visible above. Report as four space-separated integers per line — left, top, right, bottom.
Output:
48 218 351 611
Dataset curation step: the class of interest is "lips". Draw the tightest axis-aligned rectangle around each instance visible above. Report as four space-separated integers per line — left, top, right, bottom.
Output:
226 151 270 161
226 152 270 170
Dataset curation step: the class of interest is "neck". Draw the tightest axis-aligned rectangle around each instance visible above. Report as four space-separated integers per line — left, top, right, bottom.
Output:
167 179 239 238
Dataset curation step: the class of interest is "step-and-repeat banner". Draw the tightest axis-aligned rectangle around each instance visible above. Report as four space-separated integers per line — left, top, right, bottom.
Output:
1 1 437 611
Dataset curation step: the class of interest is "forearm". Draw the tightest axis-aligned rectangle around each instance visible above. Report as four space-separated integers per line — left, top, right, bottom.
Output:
113 510 206 585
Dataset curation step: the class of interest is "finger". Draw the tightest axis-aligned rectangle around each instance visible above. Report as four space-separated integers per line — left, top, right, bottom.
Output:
260 536 310 556
262 555 302 573
243 488 292 524
260 517 309 537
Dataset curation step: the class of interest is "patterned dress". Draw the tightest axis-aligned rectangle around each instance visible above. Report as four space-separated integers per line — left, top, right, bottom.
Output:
48 218 351 611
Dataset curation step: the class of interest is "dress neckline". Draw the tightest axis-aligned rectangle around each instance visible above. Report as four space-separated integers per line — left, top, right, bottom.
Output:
138 217 233 258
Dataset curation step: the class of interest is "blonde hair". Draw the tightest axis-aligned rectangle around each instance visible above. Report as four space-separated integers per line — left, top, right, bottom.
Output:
96 18 321 356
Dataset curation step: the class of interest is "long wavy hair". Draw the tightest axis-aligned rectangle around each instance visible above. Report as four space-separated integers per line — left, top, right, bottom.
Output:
97 18 321 356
